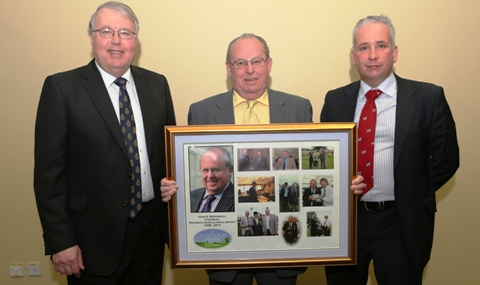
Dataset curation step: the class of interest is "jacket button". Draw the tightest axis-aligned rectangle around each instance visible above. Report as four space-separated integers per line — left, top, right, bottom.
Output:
126 174 131 179
123 201 128 207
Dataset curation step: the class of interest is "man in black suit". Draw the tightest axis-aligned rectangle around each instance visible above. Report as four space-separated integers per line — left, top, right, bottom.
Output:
34 2 176 284
253 150 270 171
280 182 291 211
309 214 321 237
321 15 459 285
252 211 263 236
162 33 311 285
190 147 235 212
303 179 323 206
282 216 298 244
238 148 251 171
248 182 258 202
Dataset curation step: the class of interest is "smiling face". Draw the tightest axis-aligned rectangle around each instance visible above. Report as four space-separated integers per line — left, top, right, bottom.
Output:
90 7 137 78
351 22 398 88
226 37 272 100
200 149 233 195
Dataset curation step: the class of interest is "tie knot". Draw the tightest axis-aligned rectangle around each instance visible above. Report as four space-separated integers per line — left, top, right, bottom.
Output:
206 195 216 203
365 89 382 100
114 78 127 88
247 100 257 108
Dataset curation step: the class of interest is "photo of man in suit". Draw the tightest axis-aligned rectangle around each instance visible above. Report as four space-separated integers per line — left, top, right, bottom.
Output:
282 216 299 244
240 211 254 236
252 211 263 236
253 150 270 171
247 182 258 202
238 148 251 171
261 208 278 236
303 179 323 206
279 182 291 211
274 150 298 170
321 15 459 285
190 147 235 212
162 32 311 285
309 213 321 237
33 2 176 283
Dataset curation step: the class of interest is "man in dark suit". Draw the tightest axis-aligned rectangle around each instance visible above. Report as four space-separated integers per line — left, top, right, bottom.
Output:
252 211 263 236
280 182 291 211
321 15 459 285
303 179 323 206
33 2 176 284
238 148 251 171
309 214 321 236
282 216 298 244
248 182 258 202
190 147 235 212
163 33 311 285
252 151 270 171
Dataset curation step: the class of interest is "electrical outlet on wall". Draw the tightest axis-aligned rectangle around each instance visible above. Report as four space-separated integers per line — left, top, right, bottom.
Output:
27 262 41 276
10 263 24 277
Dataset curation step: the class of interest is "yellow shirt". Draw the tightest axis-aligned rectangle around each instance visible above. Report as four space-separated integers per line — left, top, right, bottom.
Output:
233 90 270 124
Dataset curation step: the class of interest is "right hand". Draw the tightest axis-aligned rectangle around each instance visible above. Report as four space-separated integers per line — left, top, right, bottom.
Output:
160 178 179 202
51 245 85 278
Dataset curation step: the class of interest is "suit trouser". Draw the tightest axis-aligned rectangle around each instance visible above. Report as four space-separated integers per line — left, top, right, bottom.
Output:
68 200 165 285
325 206 423 285
208 269 298 285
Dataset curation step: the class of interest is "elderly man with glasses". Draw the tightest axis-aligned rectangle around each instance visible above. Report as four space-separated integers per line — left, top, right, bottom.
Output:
187 33 312 126
161 33 311 285
34 1 176 284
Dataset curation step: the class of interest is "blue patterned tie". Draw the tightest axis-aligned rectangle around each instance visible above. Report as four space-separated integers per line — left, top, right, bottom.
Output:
114 78 142 219
200 195 216 212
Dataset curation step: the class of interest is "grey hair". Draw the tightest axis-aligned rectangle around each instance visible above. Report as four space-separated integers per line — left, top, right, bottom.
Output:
200 147 233 169
351 15 395 53
226 33 270 63
88 1 139 35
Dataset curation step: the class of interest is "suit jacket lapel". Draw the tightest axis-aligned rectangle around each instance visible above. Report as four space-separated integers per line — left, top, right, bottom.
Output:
269 89 289 123
393 75 418 167
82 60 128 158
341 83 360 121
215 182 234 212
191 188 206 212
131 67 153 155
213 90 235 124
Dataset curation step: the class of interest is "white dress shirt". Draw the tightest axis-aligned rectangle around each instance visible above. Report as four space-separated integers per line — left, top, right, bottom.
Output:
354 72 397 202
96 62 154 202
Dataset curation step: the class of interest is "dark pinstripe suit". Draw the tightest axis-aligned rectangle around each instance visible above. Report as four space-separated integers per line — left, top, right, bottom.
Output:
190 182 235 212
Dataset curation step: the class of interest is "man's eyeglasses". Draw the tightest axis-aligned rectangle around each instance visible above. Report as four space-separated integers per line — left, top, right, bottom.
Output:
229 58 267 70
92 28 136 39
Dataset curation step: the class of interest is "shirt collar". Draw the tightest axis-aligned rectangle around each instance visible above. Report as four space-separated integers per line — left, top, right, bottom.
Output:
203 182 230 200
95 61 132 87
233 89 269 107
358 72 397 101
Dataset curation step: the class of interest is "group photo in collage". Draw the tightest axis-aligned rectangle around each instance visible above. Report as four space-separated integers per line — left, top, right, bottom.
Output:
186 143 336 246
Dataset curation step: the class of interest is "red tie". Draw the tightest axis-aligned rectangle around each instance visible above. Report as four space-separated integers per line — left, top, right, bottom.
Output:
358 89 382 195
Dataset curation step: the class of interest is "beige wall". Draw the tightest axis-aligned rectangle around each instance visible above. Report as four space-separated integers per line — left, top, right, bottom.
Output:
1 0 478 284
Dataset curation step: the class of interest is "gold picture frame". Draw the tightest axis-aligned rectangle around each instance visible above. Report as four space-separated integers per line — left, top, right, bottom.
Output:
165 123 357 269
